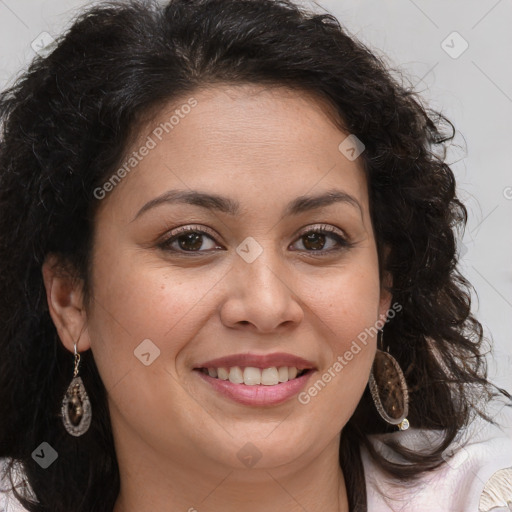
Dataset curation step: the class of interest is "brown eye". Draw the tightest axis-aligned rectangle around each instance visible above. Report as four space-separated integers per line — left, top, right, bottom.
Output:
175 232 206 251
160 226 221 253
302 232 327 251
291 226 350 253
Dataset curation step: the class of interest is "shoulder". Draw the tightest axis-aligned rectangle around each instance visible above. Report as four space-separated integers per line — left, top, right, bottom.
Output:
0 490 28 512
362 404 512 512
0 460 31 512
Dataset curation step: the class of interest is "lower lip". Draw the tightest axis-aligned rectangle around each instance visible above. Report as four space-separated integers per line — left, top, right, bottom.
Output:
195 370 315 406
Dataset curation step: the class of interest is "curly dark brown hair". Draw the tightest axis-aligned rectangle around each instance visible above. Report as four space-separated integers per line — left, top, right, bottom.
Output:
0 0 510 511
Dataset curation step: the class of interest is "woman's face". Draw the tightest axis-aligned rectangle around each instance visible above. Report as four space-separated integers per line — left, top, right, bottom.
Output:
68 84 391 473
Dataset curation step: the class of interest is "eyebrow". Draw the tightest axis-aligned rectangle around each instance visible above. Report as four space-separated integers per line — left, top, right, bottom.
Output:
131 188 362 222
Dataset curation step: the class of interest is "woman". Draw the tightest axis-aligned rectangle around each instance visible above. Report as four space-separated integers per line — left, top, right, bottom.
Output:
0 0 510 511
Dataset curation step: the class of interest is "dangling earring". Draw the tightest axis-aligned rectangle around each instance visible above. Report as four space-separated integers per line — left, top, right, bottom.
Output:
369 330 410 431
61 342 92 437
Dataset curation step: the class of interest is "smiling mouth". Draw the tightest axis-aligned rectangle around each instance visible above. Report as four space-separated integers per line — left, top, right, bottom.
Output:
195 366 310 386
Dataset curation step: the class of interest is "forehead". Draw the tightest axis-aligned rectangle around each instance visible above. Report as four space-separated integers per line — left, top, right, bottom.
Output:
97 83 369 220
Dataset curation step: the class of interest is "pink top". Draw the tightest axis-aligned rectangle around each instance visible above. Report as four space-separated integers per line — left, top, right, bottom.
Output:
363 404 512 511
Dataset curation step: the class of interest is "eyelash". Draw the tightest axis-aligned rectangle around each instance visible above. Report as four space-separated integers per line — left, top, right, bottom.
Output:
158 224 352 255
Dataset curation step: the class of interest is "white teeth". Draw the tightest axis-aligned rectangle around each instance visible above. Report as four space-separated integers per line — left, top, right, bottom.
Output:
278 366 289 382
217 367 229 380
201 365 306 385
261 367 279 385
228 366 244 384
243 367 261 385
288 367 298 379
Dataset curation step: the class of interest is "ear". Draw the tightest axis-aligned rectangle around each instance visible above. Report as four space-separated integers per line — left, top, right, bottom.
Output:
42 253 90 353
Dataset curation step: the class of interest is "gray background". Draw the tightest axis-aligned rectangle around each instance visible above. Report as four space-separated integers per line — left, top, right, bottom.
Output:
0 0 510 391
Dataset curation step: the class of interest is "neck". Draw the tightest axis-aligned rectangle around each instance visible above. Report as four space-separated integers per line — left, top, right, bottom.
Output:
112 431 349 512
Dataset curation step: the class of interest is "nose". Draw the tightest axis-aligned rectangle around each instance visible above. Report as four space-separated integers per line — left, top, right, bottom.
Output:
219 243 304 333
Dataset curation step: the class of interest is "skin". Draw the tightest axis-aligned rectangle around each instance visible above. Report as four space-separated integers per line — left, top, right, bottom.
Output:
43 83 392 512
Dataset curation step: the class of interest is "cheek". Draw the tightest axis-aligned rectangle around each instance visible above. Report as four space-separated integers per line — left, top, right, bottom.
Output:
301 254 382 343
85 246 226 382
84 254 219 443
293 256 381 412
331 275 382 350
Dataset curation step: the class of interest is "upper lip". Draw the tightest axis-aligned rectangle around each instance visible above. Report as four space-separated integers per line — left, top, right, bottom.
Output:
195 352 316 370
